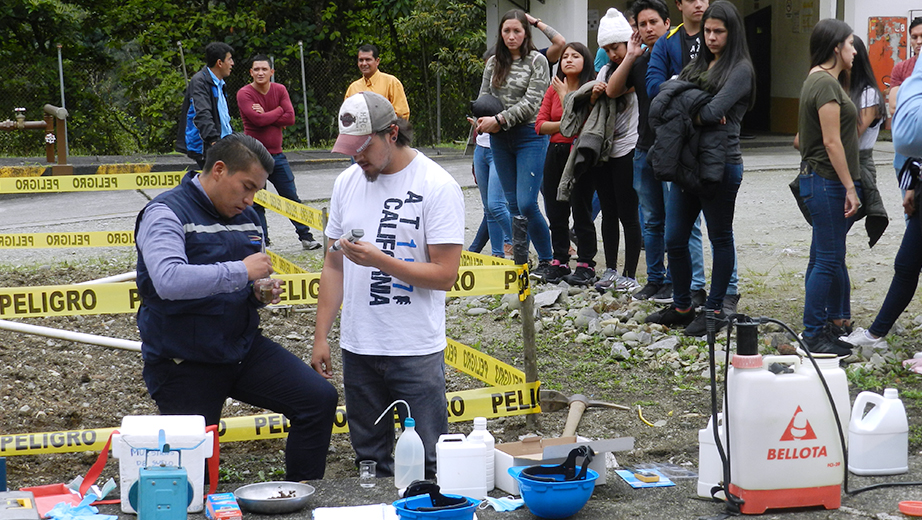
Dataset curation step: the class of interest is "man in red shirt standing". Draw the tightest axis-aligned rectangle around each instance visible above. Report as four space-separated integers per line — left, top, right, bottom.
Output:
238 55 321 250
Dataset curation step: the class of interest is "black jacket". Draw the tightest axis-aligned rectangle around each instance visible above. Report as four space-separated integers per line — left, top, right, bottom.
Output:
175 67 225 159
648 79 728 198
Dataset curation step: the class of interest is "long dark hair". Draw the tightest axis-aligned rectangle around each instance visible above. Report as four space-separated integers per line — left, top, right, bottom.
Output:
491 10 537 88
809 18 853 89
849 36 886 123
678 1 755 109
554 42 595 87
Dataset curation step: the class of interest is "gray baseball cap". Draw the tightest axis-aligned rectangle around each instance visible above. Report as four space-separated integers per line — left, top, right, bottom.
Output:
332 91 399 156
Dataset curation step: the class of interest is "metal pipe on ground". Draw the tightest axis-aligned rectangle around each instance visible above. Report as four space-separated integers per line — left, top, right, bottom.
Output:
76 271 137 285
0 319 141 352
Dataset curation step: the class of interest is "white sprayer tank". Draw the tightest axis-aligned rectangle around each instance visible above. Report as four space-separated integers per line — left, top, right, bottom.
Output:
724 353 849 514
848 388 908 475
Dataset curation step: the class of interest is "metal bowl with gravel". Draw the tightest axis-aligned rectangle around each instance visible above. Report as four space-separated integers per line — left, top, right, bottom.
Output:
233 481 315 514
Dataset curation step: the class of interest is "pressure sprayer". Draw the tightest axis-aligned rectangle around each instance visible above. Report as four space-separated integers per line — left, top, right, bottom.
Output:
375 399 425 490
701 312 922 518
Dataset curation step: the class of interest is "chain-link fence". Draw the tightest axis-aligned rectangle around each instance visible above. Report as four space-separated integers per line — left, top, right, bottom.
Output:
0 47 479 157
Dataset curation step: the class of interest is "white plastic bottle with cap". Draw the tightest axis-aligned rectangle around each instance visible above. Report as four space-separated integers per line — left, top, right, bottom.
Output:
394 417 425 488
467 417 495 491
848 388 909 475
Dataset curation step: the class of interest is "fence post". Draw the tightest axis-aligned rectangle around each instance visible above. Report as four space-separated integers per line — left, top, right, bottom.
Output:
177 41 189 85
298 41 312 148
436 73 441 145
512 215 539 429
56 43 68 160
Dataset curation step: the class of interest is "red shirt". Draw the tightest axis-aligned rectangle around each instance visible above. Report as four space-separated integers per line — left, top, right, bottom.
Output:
535 86 577 145
892 56 918 88
237 82 296 154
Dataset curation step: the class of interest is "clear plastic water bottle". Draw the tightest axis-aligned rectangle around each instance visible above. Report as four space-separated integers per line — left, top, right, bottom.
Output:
467 417 495 491
394 417 425 489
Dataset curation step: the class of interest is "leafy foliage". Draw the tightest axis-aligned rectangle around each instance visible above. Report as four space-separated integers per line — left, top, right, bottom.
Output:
0 0 486 155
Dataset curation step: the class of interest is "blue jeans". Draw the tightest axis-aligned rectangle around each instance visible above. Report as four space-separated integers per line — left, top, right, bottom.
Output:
254 153 315 242
470 145 512 256
801 171 863 337
142 334 338 480
490 126 552 261
341 350 448 479
665 163 743 311
634 149 668 284
869 208 922 337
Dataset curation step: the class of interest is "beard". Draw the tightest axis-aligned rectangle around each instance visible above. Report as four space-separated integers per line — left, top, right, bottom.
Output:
362 170 380 182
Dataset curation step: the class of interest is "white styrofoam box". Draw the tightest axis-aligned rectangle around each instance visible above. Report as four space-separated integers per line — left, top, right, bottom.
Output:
112 415 213 514
494 435 634 495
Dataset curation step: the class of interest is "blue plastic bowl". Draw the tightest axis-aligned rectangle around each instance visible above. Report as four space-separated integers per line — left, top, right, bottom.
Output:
509 465 599 519
392 494 478 520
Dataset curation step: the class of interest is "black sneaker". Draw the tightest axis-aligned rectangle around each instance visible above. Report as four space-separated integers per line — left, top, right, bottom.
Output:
691 288 707 310
651 283 674 304
722 293 740 316
825 320 852 338
632 282 662 301
563 265 596 286
802 332 853 357
529 261 553 282
645 304 697 327
685 309 729 337
545 262 572 284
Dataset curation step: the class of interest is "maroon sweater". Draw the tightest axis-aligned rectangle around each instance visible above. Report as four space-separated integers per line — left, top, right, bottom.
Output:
237 82 295 154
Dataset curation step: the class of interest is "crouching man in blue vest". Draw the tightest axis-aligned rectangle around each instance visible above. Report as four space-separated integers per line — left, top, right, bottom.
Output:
135 133 338 480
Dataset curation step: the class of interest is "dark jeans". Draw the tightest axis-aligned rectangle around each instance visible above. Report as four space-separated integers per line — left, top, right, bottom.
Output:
254 153 315 242
591 152 641 275
666 163 743 310
869 206 922 337
490 126 552 261
341 350 448 479
800 170 863 337
142 334 338 481
543 142 596 265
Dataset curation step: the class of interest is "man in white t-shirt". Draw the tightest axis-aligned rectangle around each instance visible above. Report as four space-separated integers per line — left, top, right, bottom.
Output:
313 92 465 479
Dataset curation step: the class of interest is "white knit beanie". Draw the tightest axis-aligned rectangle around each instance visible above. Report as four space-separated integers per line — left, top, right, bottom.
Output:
597 8 633 48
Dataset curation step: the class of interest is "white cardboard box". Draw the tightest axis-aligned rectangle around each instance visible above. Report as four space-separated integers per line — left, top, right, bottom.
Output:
112 415 214 513
494 435 634 495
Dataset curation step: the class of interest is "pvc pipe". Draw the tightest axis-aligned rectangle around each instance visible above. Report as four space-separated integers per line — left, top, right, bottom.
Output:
0 319 141 352
76 271 137 285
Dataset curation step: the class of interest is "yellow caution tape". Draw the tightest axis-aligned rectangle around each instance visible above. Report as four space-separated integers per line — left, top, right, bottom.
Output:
0 282 141 318
448 266 523 297
0 265 523 317
0 382 540 455
445 339 525 387
0 231 135 249
254 190 324 232
266 250 307 274
460 250 514 266
0 172 185 193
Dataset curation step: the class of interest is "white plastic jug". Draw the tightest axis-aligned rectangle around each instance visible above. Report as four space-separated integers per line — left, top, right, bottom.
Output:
437 433 486 499
697 414 726 500
848 388 908 476
467 417 495 492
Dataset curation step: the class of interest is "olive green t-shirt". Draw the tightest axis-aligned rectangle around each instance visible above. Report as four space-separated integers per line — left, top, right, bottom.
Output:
798 71 860 182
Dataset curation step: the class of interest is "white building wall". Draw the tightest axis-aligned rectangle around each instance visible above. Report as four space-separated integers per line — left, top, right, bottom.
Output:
846 0 919 42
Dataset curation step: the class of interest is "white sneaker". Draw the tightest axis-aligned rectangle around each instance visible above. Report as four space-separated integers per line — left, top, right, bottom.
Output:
841 328 887 349
615 276 641 293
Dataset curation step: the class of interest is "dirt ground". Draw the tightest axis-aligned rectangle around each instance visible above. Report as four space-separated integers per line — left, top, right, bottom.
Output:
1 156 921 494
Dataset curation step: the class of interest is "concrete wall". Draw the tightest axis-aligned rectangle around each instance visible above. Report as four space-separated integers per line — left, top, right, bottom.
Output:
487 0 588 52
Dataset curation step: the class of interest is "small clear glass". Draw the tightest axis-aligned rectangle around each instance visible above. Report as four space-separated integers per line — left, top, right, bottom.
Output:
359 460 376 488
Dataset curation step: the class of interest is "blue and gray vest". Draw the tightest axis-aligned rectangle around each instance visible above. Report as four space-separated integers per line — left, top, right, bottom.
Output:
135 171 262 363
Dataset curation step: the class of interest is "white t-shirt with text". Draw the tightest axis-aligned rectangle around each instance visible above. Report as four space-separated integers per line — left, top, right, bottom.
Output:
326 151 465 356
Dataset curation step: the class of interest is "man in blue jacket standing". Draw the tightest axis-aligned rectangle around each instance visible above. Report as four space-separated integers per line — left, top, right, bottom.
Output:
176 42 235 168
644 0 741 318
